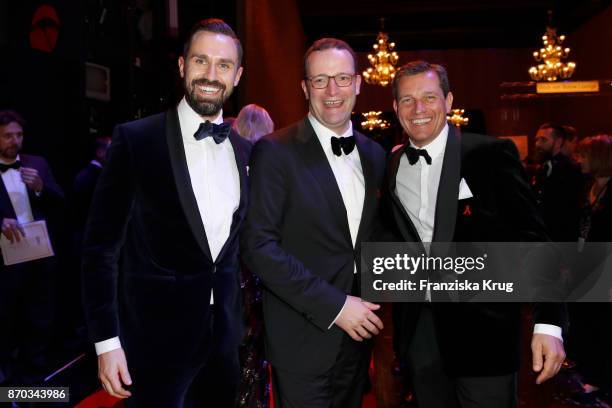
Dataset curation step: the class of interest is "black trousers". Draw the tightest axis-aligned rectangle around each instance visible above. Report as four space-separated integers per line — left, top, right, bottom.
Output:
124 355 239 408
406 306 517 408
0 258 55 386
124 306 240 408
568 302 612 386
272 334 371 408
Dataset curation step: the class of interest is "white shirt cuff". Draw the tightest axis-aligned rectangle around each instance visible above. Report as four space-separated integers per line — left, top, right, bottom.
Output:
534 324 563 341
94 337 122 355
328 296 348 329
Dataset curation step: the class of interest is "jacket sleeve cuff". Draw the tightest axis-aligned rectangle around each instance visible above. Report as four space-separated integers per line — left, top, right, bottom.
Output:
328 296 348 329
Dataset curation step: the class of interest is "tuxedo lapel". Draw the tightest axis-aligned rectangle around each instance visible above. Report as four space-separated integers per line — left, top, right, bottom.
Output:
432 125 461 244
215 129 248 261
354 131 375 245
165 108 213 261
297 118 352 245
0 178 16 219
387 145 422 244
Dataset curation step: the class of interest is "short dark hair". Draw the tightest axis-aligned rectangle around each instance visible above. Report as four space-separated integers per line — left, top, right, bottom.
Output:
303 38 358 77
538 122 570 141
0 110 26 127
562 125 577 141
392 61 450 100
183 18 243 66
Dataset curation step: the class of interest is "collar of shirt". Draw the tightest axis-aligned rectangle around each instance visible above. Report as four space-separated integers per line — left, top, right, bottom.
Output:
408 123 449 163
90 159 103 169
307 114 354 157
544 159 553 177
0 154 21 166
177 97 224 146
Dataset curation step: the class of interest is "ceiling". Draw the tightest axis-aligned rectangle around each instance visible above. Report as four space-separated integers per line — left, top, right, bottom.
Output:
296 0 611 51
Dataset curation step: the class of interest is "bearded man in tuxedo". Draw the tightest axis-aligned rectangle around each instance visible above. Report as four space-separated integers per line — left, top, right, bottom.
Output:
82 18 251 407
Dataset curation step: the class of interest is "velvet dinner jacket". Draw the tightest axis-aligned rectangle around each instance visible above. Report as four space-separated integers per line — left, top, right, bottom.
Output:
82 109 251 366
241 117 386 374
384 125 567 376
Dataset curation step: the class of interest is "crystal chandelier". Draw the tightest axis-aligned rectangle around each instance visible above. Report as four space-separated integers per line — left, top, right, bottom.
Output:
528 25 576 82
362 19 399 87
447 109 468 127
361 111 390 131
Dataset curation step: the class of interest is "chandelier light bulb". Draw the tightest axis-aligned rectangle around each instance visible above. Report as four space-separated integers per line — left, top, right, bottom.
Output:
361 111 390 131
529 25 576 82
447 109 469 127
362 24 400 87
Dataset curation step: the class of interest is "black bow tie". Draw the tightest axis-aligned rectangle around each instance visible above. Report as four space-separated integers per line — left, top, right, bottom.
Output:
0 160 21 173
405 146 432 165
194 121 231 144
331 136 355 156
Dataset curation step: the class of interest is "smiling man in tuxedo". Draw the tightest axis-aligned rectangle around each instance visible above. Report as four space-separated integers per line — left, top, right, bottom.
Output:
82 19 251 407
241 38 386 407
383 61 566 407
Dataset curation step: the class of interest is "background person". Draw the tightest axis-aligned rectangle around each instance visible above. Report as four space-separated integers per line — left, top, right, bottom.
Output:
233 103 274 143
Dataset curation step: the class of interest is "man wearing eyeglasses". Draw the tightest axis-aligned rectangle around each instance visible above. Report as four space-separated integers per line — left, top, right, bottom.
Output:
242 38 386 407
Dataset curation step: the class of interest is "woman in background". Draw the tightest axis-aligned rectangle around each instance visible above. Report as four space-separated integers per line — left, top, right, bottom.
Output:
233 104 274 143
235 104 274 407
570 134 612 404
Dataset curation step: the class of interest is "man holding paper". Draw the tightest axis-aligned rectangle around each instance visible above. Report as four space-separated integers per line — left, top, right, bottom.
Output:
0 109 64 386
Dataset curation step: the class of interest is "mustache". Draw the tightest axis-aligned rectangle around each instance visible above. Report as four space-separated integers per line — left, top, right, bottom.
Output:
190 78 226 91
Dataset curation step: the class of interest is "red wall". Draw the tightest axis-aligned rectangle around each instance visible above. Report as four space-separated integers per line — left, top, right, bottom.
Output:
239 0 307 129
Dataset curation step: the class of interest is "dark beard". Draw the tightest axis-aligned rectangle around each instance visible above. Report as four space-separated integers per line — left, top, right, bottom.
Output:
0 146 19 160
535 149 553 163
184 78 227 117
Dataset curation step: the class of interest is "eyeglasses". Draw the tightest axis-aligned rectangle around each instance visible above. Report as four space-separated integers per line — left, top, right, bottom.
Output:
306 73 356 89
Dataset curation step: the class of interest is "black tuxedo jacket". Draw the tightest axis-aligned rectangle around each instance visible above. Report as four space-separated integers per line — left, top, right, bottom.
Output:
533 154 584 242
241 118 386 374
82 109 251 367
0 154 64 245
384 126 567 376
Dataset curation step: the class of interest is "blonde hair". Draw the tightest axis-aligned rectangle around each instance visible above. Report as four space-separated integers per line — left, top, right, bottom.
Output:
233 104 274 142
576 135 612 177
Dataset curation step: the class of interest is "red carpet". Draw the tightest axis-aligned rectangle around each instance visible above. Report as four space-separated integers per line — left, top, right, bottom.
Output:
76 387 377 407
75 389 123 408
76 357 378 408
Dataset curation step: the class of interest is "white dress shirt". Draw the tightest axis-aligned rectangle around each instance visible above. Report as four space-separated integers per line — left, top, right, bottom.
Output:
308 115 365 329
309 115 365 247
394 124 562 340
177 98 240 263
95 98 240 355
0 155 34 223
396 125 448 245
